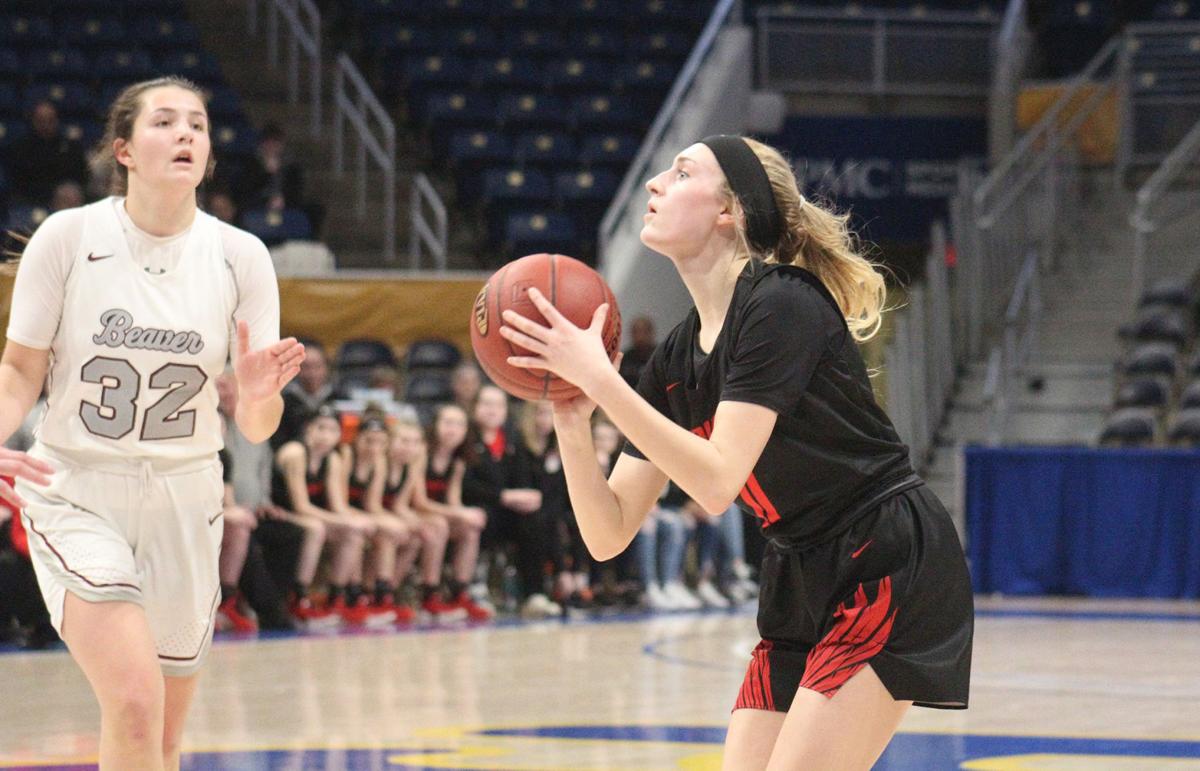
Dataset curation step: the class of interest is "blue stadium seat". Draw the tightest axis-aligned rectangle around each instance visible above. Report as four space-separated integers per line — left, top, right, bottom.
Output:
571 94 640 133
445 129 513 175
545 58 616 95
24 48 92 80
561 0 626 25
0 120 27 157
1189 351 1200 377
503 210 578 260
568 29 624 60
491 0 557 25
5 203 51 234
211 122 258 160
131 17 201 50
0 16 56 48
1121 343 1179 378
579 132 640 170
1167 408 1200 446
481 167 553 211
473 57 544 93
337 338 399 370
158 50 224 84
442 25 501 56
60 118 102 148
352 0 425 21
501 28 565 59
498 93 570 131
514 132 577 169
206 86 244 122
404 337 462 371
94 50 157 84
618 60 678 93
425 0 492 24
628 31 694 60
24 82 94 118
1152 1 1200 20
1115 376 1171 410
0 49 20 81
1139 278 1195 309
1099 407 1157 447
0 84 20 117
367 21 442 56
240 207 313 246
1125 306 1191 347
59 16 128 47
124 0 189 14
419 90 497 132
554 168 619 213
1181 380 1200 410
403 55 474 101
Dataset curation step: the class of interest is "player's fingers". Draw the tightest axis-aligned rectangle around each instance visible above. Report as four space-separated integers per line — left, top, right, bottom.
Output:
524 287 567 324
501 309 549 338
269 336 299 355
0 458 51 486
237 319 251 355
498 325 546 353
588 303 609 333
0 482 26 510
277 346 306 368
279 365 301 387
506 356 550 371
0 450 54 476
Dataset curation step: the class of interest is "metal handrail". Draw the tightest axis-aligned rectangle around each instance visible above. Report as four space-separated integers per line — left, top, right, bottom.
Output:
332 53 396 263
247 0 322 137
409 173 448 271
989 0 1030 165
981 249 1041 444
598 0 740 259
1129 116 1200 307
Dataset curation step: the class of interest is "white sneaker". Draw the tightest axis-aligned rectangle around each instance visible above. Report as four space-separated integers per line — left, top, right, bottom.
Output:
663 582 702 610
695 580 730 608
520 593 561 619
645 583 678 611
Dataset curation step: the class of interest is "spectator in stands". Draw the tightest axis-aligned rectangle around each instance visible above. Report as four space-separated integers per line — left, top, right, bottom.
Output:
234 122 324 237
205 189 238 225
340 414 415 624
636 482 701 611
413 403 493 620
8 101 89 207
620 315 658 388
684 499 757 608
591 416 643 607
50 181 85 213
451 361 484 413
385 416 451 618
275 338 335 448
520 400 591 610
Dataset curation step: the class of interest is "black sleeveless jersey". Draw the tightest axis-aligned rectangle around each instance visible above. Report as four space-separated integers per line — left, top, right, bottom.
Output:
382 462 408 510
425 457 452 504
271 444 331 510
623 263 918 547
346 447 374 508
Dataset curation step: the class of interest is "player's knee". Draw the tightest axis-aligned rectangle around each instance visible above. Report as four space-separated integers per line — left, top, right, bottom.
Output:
101 679 164 745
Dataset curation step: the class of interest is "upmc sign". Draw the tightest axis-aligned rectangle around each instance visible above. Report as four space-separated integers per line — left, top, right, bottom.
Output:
767 115 987 242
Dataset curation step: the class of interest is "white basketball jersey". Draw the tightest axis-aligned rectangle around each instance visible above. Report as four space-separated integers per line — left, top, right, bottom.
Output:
34 199 236 461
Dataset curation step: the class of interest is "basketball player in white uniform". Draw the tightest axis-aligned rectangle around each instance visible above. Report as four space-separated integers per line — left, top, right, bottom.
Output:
0 78 305 769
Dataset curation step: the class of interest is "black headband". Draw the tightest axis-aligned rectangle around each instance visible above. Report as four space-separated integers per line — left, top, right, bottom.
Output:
700 135 783 253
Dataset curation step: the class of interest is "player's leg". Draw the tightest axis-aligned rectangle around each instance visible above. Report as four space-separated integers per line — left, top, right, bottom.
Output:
162 674 201 771
61 593 165 769
764 665 910 770
722 709 785 771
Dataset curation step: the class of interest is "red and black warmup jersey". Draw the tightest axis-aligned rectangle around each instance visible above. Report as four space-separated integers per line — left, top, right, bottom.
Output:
382 462 408 510
425 458 452 504
623 263 918 547
347 447 373 507
270 444 331 510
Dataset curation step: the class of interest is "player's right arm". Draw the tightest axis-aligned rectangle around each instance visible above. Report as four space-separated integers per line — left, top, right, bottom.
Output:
554 403 667 562
0 342 55 506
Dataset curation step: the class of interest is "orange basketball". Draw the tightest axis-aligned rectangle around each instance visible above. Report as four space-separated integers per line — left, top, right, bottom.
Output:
470 253 622 402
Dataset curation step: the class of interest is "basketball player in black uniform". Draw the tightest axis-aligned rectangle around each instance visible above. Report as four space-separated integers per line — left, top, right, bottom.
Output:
499 135 973 770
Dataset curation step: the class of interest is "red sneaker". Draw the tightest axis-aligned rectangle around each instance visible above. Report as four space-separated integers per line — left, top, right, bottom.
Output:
451 592 495 621
334 595 397 627
215 594 258 633
376 595 416 624
421 594 468 621
289 596 341 630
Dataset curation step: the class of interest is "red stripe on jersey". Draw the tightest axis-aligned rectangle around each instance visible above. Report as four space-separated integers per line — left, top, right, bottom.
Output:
738 487 768 523
734 640 775 711
800 577 897 698
743 473 780 525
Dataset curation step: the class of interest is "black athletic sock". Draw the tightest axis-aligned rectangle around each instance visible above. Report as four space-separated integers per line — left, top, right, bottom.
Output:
328 584 347 605
375 581 395 605
421 583 439 602
220 583 237 603
447 580 467 599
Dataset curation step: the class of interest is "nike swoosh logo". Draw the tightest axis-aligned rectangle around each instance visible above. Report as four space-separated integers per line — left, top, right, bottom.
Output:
87 252 114 262
850 539 873 559
666 381 681 393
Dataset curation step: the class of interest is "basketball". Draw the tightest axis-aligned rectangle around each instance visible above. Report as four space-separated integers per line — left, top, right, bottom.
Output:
470 253 622 402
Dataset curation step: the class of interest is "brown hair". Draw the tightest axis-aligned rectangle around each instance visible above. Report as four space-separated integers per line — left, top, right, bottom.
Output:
722 138 890 342
94 76 216 196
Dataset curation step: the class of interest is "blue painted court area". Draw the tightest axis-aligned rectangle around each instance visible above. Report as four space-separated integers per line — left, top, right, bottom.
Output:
4 726 1198 770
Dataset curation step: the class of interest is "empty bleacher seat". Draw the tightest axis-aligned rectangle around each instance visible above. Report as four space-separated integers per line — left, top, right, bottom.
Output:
546 58 616 95
405 338 463 371
59 16 128 47
498 93 570 131
337 338 399 371
514 132 577 169
1181 380 1200 410
1121 342 1179 378
0 50 20 81
94 50 157 84
1152 1 1200 21
5 203 50 233
0 84 20 117
554 168 620 218
240 207 313 246
1123 306 1192 346
579 132 639 170
0 16 56 48
473 56 544 93
1139 278 1195 309
131 17 201 49
419 91 497 132
1115 375 1172 410
1098 407 1157 447
1167 408 1200 446
211 123 259 161
23 82 94 118
482 167 553 212
158 50 224 84
24 48 92 80
503 210 578 261
571 94 640 133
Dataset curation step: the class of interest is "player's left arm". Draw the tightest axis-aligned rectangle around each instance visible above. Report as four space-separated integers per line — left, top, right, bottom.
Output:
229 235 304 443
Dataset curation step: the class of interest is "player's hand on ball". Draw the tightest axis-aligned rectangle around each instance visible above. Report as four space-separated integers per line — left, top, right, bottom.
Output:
0 449 54 508
501 287 613 395
234 320 306 404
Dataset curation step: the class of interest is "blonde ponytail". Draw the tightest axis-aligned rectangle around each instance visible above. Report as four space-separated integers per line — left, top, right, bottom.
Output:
733 139 889 342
